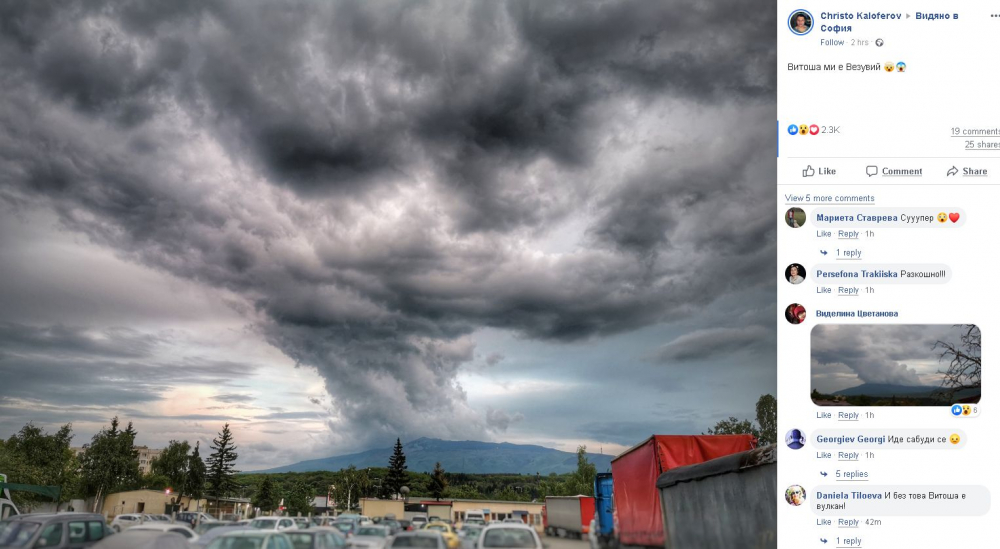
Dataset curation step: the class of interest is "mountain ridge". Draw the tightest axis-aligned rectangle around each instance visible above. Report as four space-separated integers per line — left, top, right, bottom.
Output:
249 437 615 475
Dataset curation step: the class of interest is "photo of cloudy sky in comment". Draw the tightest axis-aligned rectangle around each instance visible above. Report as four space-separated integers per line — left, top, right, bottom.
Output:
0 0 775 469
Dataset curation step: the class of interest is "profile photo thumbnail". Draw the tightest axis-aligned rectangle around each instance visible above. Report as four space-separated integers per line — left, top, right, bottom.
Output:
785 485 807 506
785 303 806 325
789 11 813 35
785 429 806 450
785 263 806 284
785 207 806 228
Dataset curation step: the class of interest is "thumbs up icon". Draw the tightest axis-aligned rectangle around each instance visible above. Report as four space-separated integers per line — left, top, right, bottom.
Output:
802 165 815 177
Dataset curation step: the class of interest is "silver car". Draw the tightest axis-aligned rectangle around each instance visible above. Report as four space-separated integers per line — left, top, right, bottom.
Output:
0 513 113 548
476 524 543 549
388 531 447 549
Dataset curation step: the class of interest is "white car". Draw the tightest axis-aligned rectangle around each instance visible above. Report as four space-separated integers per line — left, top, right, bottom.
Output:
349 525 391 549
477 524 543 549
110 513 146 532
129 522 201 542
250 516 299 531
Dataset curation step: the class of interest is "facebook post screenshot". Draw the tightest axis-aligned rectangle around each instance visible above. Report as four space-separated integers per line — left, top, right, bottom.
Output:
778 1 995 548
0 1 987 549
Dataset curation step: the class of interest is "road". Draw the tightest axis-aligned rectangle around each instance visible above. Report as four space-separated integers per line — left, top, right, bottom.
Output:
540 534 590 549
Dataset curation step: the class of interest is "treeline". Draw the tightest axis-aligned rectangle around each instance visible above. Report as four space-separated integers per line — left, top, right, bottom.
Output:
0 418 240 512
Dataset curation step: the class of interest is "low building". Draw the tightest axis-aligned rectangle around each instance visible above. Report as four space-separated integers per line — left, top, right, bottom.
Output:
103 489 207 518
204 497 253 520
361 499 544 531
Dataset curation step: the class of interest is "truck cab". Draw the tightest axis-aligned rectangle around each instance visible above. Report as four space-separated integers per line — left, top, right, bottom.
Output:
1 473 21 519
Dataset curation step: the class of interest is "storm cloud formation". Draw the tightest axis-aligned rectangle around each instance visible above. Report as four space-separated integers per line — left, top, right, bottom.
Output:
0 0 776 453
810 325 973 393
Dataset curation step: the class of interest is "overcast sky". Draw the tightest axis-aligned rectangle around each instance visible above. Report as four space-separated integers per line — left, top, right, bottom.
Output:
0 0 776 470
811 324 976 394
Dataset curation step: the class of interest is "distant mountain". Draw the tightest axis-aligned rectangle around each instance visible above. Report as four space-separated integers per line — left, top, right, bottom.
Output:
834 383 937 397
250 437 615 475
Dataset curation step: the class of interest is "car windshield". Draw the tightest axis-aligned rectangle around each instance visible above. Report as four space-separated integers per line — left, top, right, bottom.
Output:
250 520 277 529
392 537 440 548
357 528 386 537
425 525 447 532
482 529 537 548
207 537 267 549
332 523 352 532
0 521 41 547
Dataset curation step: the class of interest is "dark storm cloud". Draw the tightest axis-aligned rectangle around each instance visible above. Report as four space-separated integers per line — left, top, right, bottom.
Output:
485 407 524 433
650 326 772 363
0 0 775 450
811 325 974 388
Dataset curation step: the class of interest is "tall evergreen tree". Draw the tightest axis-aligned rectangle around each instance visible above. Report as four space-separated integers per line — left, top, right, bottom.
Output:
385 438 408 499
429 462 448 501
252 476 279 515
285 480 314 516
205 424 239 509
185 442 207 508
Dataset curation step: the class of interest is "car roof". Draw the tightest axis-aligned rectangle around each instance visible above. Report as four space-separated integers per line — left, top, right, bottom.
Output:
133 523 194 531
95 530 189 549
482 524 534 530
222 530 282 537
395 531 443 537
5 512 104 522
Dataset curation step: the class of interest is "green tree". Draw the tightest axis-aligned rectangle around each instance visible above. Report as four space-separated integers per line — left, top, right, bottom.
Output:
0 423 80 510
185 442 207 505
150 440 191 491
705 416 761 440
285 480 314 516
561 446 596 496
429 462 448 501
385 438 408 500
755 394 778 446
252 476 280 515
206 424 239 508
80 417 140 512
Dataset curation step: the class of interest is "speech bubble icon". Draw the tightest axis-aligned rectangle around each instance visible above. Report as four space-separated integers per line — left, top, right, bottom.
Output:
866 165 878 177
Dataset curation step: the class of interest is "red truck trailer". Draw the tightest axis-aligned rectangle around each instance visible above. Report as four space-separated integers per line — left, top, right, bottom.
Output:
611 435 755 547
543 496 595 538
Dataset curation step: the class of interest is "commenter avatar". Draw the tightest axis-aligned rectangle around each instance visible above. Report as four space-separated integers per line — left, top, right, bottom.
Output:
789 11 813 35
786 485 807 506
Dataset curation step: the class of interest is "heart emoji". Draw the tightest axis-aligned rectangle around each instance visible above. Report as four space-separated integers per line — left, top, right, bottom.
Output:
949 212 960 223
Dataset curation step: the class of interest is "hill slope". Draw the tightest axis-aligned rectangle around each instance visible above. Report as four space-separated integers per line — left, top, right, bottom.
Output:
251 437 615 475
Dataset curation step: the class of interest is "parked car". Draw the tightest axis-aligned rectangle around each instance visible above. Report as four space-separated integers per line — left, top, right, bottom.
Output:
421 523 459 549
204 530 294 549
388 532 447 549
0 513 112 548
457 524 483 540
249 516 298 532
409 517 428 529
129 522 200 542
476 524 542 549
397 520 412 532
287 527 347 549
176 512 217 527
93 529 190 549
197 521 239 535
110 513 145 532
293 517 311 530
191 525 251 548
380 520 402 535
347 525 391 549
328 520 356 537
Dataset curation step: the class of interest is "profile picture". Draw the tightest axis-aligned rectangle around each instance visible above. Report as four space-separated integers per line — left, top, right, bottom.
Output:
788 11 813 35
785 263 806 284
785 207 806 228
785 303 806 325
785 485 807 506
785 429 806 450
